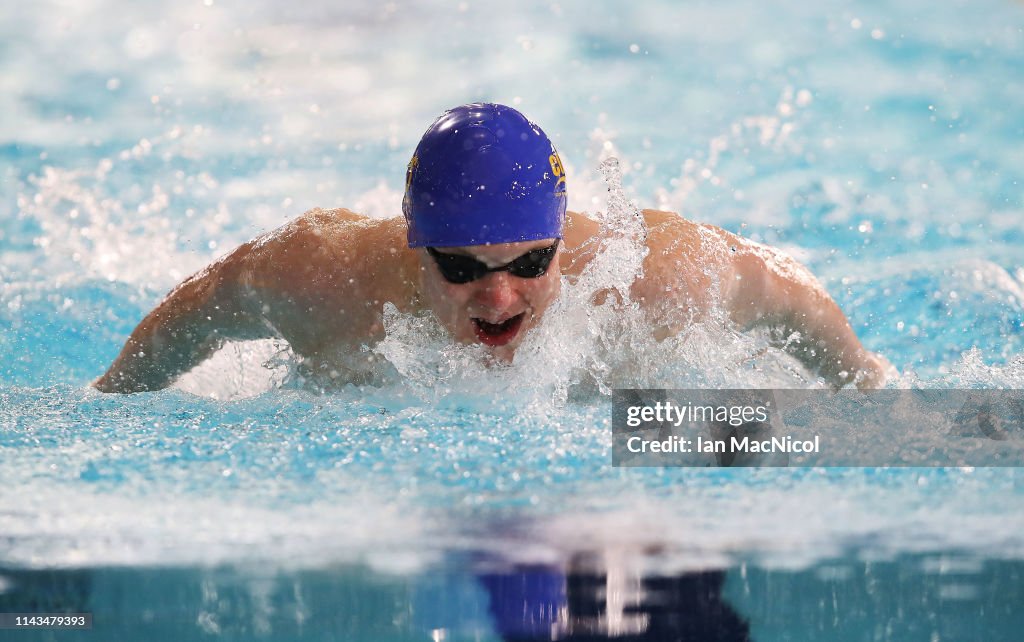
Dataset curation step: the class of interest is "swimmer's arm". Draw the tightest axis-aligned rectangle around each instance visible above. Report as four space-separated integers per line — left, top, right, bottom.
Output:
92 242 270 393
723 237 888 389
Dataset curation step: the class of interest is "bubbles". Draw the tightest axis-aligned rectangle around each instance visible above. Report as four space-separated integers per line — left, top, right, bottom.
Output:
16 129 236 287
942 348 1024 389
648 86 812 216
374 302 492 401
175 339 294 400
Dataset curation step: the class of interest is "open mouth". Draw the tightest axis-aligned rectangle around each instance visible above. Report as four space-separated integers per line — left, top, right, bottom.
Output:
472 313 525 347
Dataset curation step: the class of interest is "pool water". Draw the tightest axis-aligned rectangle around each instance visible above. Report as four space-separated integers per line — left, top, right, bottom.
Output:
2 0 1023 639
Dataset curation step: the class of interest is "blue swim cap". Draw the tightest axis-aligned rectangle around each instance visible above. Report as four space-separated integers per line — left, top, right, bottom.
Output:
403 103 567 248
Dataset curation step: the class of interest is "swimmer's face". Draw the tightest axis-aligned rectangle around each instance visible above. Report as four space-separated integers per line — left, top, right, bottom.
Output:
418 239 562 362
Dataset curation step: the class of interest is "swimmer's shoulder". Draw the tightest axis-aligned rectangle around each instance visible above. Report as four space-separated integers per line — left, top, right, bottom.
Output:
240 208 411 289
641 209 745 261
281 207 380 239
561 209 707 276
566 208 732 255
643 209 704 248
560 211 599 275
255 207 408 255
231 207 418 347
635 210 744 326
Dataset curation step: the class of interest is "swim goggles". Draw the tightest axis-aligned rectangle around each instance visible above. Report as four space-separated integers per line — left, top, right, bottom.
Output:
426 240 560 284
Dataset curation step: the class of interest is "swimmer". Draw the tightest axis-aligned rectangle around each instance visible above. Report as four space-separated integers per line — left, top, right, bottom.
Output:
93 103 891 393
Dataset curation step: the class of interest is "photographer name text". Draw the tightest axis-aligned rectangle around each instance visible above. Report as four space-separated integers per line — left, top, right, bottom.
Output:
625 435 820 454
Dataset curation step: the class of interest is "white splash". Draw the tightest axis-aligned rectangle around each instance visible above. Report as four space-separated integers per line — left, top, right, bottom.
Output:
373 157 818 412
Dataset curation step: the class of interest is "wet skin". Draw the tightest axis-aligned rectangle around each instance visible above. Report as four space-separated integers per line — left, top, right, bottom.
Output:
93 208 890 392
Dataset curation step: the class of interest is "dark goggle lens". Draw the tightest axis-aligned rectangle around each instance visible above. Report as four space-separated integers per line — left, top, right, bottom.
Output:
428 240 559 284
427 252 489 283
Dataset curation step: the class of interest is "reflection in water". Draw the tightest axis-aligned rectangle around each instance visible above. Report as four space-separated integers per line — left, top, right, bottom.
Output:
479 553 750 641
0 551 1021 640
0 568 92 613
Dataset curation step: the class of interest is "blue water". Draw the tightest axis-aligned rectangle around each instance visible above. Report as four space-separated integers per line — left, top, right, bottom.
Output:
2 0 1024 639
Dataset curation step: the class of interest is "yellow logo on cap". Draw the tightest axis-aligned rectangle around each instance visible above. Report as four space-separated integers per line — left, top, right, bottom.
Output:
405 154 419 193
549 152 566 193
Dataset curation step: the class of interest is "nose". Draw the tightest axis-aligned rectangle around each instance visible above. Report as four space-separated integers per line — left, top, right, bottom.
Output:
473 270 516 312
